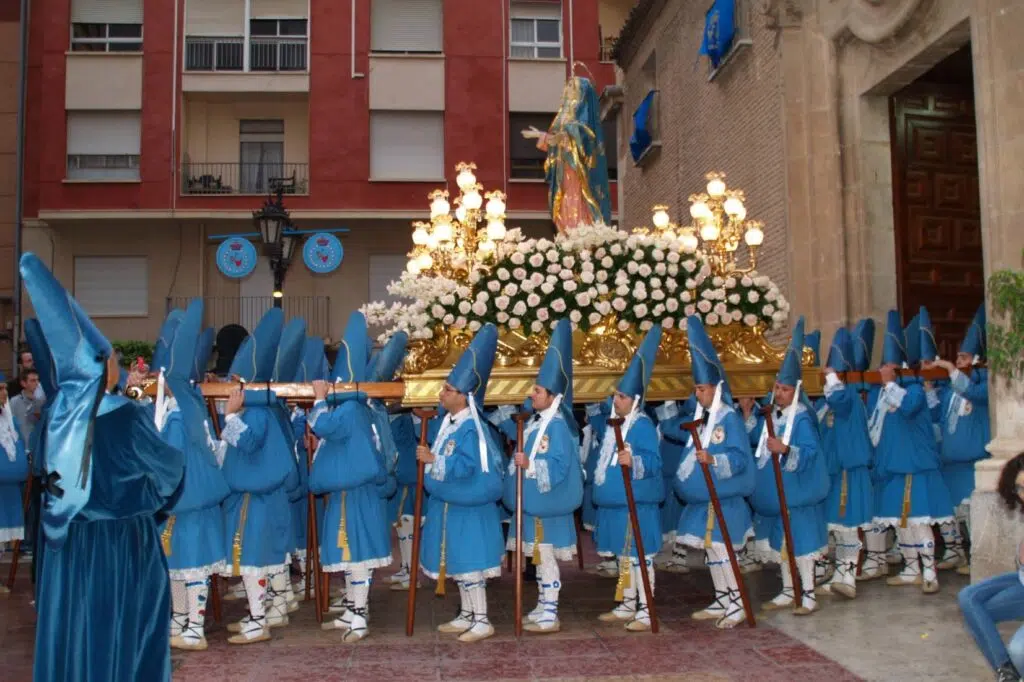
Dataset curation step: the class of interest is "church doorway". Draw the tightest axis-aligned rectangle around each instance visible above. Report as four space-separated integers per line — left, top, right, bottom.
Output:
889 44 983 357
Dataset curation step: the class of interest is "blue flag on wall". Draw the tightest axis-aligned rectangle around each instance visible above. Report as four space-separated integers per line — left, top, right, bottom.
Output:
629 90 657 162
699 0 736 69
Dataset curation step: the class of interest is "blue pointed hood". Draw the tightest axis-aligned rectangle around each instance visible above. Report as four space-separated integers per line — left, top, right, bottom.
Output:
804 330 821 367
152 309 184 371
295 337 328 382
536 319 573 399
23 318 58 399
447 323 499 406
617 325 661 404
166 299 203 382
904 314 921 367
960 304 986 358
228 308 285 382
852 318 875 372
881 310 907 366
918 307 940 361
776 316 805 387
273 318 307 382
332 312 369 383
191 328 215 383
686 315 730 394
370 332 408 382
20 252 113 548
825 327 854 373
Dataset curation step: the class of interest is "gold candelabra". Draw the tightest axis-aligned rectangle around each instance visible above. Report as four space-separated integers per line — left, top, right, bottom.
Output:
645 172 764 277
406 162 508 281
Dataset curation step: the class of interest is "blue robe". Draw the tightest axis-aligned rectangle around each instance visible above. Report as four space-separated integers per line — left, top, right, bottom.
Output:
750 407 829 559
220 408 294 574
158 404 229 578
592 413 663 559
420 410 505 579
581 407 608 531
674 406 755 550
308 399 392 571
931 369 990 507
820 378 874 530
505 412 582 558
0 409 28 542
289 407 310 556
655 400 692 541
389 412 422 521
34 398 184 682
868 381 954 525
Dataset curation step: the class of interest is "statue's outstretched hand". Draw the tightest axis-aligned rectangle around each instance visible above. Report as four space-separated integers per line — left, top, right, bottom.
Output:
520 126 544 140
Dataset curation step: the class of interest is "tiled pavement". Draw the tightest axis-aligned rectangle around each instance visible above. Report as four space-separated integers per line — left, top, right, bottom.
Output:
0 543 992 681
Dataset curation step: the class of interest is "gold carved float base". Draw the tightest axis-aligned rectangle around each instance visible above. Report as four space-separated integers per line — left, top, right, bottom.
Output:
400 323 822 407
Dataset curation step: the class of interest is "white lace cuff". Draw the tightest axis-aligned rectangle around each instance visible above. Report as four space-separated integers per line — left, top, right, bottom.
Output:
585 403 602 417
308 401 328 429
654 401 678 421
221 414 247 448
631 455 645 480
823 372 843 398
950 369 970 394
711 454 732 480
487 404 515 426
783 445 800 473
533 459 551 493
884 383 907 408
925 389 941 409
429 454 447 481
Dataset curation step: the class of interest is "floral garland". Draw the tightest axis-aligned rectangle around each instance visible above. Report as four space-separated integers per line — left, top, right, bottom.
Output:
362 224 790 342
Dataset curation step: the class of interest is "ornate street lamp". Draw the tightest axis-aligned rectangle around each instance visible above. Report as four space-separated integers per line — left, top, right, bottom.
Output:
253 187 294 307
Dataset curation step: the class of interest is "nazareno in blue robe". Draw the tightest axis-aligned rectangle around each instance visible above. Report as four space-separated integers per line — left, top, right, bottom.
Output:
34 397 185 682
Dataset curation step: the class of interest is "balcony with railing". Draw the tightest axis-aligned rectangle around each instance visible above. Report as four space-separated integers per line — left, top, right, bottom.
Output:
180 161 309 196
182 35 310 92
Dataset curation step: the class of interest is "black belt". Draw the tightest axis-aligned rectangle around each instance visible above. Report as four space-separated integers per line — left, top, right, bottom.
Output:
43 472 64 498
662 434 688 447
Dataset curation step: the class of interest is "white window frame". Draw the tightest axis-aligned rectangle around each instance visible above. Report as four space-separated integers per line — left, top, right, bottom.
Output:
70 22 143 52
369 111 445 182
248 17 308 72
510 11 562 60
73 256 149 318
66 111 142 181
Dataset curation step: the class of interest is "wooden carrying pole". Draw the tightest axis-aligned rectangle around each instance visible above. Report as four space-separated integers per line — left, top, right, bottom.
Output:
146 380 405 402
822 367 954 385
681 421 756 628
606 417 658 633
760 405 802 611
304 424 325 623
512 412 531 638
202 399 224 623
405 407 437 636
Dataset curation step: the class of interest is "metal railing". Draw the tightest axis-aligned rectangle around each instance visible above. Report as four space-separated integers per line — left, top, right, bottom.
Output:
166 296 331 339
184 36 307 72
599 35 617 63
181 162 309 195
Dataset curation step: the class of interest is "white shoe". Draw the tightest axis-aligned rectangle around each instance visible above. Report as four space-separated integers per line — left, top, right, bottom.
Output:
715 593 745 630
692 590 729 621
598 600 636 623
226 615 271 645
937 546 968 571
457 619 495 642
170 624 208 651
762 588 794 611
389 568 410 584
170 613 188 638
438 610 473 634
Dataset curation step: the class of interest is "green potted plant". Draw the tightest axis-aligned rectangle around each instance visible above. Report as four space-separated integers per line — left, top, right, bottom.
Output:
986 249 1024 381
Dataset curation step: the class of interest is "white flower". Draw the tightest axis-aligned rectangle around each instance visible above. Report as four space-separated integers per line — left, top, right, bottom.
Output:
651 248 665 262
530 272 544 286
497 268 510 281
476 290 489 302
497 311 510 324
468 320 481 331
551 298 567 313
724 277 737 289
588 311 602 325
728 293 740 304
772 311 784 322
581 270 595 284
639 320 654 331
667 251 680 264
431 304 445 317
597 300 612 315
513 301 527 316
537 308 550 322
682 260 697 273
743 313 758 327
748 291 760 303
612 297 627 312
575 292 592 307
441 294 455 306
706 312 720 326
654 263 667 276
667 264 678 277
731 309 743 322
596 283 609 295
508 318 522 330
541 282 555 295
763 304 775 315
651 289 666 301
638 264 652 278
697 300 712 313
634 303 649 318
546 249 559 262
503 283 518 297
652 303 665 316
520 280 535 293
661 317 675 329
650 277 662 289
547 263 563 275
458 301 471 315
471 301 486 316
561 255 575 268
701 289 716 300
632 249 644 261
442 314 455 325
665 279 677 292
529 253 545 268
741 275 753 287
510 252 525 265
531 320 544 333
527 293 541 307
487 280 500 293
714 302 728 316
627 261 639 275
633 288 648 301
569 310 582 323
712 276 724 288
512 267 527 281
765 289 777 302
666 298 679 312
615 284 629 297
559 269 574 281
685 278 697 290
581 259 594 271
495 295 510 311
680 291 692 303
601 256 614 268
754 275 770 287
454 316 468 328
684 304 696 317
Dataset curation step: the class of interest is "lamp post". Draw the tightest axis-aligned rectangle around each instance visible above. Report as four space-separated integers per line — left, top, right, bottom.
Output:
252 186 297 308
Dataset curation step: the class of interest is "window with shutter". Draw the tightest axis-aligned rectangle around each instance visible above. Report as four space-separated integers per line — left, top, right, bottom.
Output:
66 111 142 181
509 112 554 180
370 111 444 181
510 1 562 59
71 0 143 52
73 256 148 317
370 0 443 54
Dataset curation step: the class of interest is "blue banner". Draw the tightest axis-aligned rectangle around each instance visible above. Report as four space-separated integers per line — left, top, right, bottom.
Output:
216 237 258 279
303 232 344 274
629 90 657 162
699 0 736 69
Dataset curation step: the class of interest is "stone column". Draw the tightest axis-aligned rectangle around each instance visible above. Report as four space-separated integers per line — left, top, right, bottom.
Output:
966 0 1024 581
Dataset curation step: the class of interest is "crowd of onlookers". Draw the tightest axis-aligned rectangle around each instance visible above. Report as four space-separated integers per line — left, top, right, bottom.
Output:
5 349 44 447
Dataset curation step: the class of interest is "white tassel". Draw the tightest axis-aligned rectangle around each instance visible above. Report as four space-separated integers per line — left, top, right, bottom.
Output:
154 368 168 431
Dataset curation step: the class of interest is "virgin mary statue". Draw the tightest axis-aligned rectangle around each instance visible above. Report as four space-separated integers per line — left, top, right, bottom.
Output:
522 69 612 234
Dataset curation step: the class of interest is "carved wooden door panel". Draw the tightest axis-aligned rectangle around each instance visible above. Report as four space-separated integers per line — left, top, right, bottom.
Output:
890 86 983 360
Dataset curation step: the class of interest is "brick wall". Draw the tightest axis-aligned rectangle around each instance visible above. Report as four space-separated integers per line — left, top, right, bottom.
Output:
617 0 790 305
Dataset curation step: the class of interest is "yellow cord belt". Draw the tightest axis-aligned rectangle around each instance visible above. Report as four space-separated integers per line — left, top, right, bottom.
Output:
337 491 351 562
435 502 449 597
231 493 251 576
161 515 176 557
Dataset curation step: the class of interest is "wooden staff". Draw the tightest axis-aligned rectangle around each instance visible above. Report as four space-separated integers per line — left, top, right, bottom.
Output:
760 405 802 611
200 401 223 623
574 509 585 570
304 422 325 622
146 380 405 402
681 421 756 628
822 367 954 385
406 407 437 636
606 417 658 633
512 412 531 638
5 456 34 591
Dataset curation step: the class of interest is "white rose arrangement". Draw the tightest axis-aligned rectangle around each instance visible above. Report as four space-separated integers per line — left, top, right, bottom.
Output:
361 223 790 342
